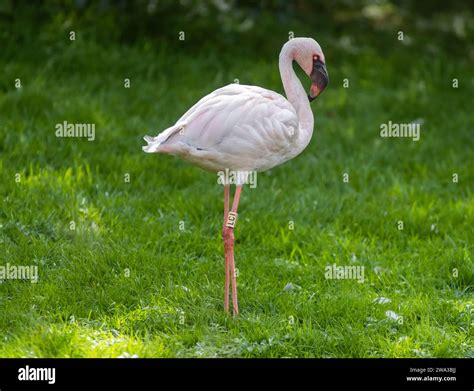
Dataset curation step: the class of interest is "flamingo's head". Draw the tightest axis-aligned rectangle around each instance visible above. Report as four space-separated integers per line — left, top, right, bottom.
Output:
290 37 329 101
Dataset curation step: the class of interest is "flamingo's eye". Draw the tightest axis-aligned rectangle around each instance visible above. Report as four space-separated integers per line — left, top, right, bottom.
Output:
313 55 319 60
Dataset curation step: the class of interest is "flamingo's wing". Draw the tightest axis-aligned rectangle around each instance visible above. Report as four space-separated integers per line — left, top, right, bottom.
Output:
143 84 299 171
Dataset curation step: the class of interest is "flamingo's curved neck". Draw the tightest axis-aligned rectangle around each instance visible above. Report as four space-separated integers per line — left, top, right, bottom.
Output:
279 43 314 150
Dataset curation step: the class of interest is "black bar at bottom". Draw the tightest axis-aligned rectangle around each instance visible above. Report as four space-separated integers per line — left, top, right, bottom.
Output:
0 358 472 389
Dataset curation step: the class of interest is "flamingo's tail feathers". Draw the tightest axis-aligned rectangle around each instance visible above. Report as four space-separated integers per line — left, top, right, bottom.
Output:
142 139 162 153
143 132 166 153
142 123 184 154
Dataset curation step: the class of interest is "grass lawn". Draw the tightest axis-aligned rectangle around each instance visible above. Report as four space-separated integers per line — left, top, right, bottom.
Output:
0 23 473 357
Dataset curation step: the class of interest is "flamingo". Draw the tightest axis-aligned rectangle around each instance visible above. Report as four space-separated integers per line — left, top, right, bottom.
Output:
143 37 328 316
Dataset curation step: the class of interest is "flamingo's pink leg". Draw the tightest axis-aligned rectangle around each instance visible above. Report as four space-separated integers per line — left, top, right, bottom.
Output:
223 185 230 312
224 185 243 316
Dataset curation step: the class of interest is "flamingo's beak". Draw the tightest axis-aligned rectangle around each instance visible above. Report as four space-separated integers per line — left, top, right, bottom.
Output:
308 58 328 102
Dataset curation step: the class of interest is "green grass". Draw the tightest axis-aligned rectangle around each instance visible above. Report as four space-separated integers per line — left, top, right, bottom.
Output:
0 25 473 358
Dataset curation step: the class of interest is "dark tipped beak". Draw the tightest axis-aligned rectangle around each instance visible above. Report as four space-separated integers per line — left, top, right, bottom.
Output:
308 59 329 102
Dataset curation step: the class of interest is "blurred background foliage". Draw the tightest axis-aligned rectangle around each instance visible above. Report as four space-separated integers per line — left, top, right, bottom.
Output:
1 0 473 58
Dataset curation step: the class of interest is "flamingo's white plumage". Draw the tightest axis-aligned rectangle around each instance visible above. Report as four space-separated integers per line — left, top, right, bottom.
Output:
143 37 329 316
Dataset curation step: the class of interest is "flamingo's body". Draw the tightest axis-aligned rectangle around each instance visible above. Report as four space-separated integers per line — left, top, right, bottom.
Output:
143 38 328 316
144 84 300 172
